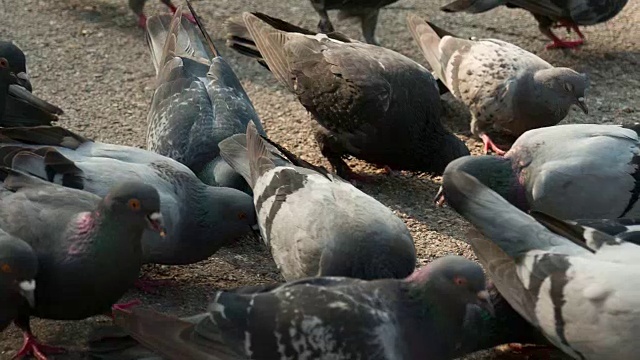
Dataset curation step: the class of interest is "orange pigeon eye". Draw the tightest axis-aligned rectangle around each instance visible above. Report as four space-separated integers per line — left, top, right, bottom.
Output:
0 58 8 69
238 212 247 220
1 263 11 273
128 199 141 211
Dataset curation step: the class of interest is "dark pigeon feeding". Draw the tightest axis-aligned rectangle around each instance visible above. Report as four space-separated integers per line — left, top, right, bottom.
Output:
145 3 264 194
0 167 164 359
440 0 629 49
308 0 400 45
0 126 257 266
219 123 416 280
0 43 63 127
0 230 37 332
112 255 491 360
443 169 640 359
128 0 195 28
226 12 470 180
436 123 640 220
407 15 589 155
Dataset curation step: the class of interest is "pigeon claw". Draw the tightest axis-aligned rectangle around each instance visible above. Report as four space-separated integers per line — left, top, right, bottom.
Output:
546 38 584 50
479 134 507 156
13 332 66 360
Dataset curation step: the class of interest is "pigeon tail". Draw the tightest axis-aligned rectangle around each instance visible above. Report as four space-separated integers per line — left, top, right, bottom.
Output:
113 307 242 360
406 14 446 81
2 85 63 127
5 147 84 190
0 126 89 150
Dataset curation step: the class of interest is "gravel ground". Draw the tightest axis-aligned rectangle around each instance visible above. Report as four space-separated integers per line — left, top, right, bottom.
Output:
0 0 638 359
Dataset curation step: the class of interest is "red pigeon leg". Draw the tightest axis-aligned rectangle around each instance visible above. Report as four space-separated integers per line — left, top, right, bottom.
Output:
107 299 142 320
137 14 147 28
544 22 584 49
168 4 197 24
479 134 506 156
13 332 66 360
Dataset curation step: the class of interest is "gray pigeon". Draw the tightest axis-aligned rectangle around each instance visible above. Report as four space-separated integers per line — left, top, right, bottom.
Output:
225 12 470 180
220 122 416 280
145 3 264 194
0 126 257 266
407 14 589 155
0 53 63 127
440 0 629 49
0 167 164 359
0 230 37 332
436 123 640 220
111 255 492 360
128 0 195 28
308 0 400 45
443 169 640 359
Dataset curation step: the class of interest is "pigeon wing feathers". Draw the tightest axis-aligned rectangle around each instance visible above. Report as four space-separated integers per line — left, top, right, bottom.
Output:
443 170 591 258
246 122 277 186
406 14 446 80
113 307 244 360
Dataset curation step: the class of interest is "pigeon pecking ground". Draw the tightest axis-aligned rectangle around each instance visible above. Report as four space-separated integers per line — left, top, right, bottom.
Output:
0 0 638 359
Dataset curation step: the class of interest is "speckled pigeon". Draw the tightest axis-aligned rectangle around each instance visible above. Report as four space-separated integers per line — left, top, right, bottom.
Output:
111 255 491 360
444 169 640 359
145 3 264 194
0 167 164 359
0 49 63 127
0 126 257 266
407 15 589 155
225 12 470 181
308 0 400 45
0 230 37 332
436 123 640 220
128 0 195 28
219 122 416 280
440 0 629 49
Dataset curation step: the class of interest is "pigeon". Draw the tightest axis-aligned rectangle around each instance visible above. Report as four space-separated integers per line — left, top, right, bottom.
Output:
443 169 640 359
0 126 257 266
219 122 416 280
308 0 400 45
145 2 265 194
407 15 589 155
0 54 63 127
128 0 195 28
440 0 630 49
0 167 164 359
226 12 470 180
435 123 640 220
111 255 492 360
0 230 37 332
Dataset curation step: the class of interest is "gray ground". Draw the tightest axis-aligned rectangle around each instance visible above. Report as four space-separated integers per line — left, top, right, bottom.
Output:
0 0 638 359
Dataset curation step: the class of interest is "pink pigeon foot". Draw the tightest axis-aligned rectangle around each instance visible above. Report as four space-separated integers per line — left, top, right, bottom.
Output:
13 332 66 360
108 299 142 319
479 134 506 156
137 14 147 28
169 5 197 24
546 38 585 49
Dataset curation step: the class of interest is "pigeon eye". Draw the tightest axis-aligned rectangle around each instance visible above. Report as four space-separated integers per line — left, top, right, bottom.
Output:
564 82 574 92
0 58 8 69
453 276 467 286
128 199 141 211
1 263 11 273
238 212 247 220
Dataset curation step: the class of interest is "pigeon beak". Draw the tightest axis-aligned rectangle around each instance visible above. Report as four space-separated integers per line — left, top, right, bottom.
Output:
433 186 446 207
146 212 166 238
18 280 36 308
476 290 494 317
576 97 588 114
16 72 32 92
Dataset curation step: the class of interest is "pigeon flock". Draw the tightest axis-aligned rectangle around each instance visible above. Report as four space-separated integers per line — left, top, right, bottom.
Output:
0 0 635 359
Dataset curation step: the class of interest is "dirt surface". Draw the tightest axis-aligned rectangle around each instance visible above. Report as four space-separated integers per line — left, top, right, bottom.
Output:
0 0 638 359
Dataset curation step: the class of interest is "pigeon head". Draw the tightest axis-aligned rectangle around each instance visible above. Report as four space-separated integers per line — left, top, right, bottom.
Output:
0 41 31 91
102 182 165 236
534 68 589 115
435 155 527 210
0 236 38 307
406 255 492 315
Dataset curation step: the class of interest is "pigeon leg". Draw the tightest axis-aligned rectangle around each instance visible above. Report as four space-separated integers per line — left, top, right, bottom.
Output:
361 9 381 45
310 1 335 33
479 134 506 156
109 299 142 318
553 20 586 39
540 25 584 49
13 332 66 360
137 14 147 28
